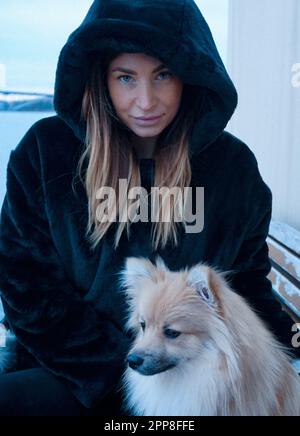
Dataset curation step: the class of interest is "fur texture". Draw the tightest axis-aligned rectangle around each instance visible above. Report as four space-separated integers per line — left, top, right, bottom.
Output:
120 256 300 416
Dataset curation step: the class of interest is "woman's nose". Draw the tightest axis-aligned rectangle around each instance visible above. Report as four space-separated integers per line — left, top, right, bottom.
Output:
136 83 157 110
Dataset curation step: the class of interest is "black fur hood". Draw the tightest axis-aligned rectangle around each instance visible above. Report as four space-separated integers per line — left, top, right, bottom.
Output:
54 0 238 155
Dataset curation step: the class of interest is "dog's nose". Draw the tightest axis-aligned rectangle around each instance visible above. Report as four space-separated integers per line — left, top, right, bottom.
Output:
127 353 144 369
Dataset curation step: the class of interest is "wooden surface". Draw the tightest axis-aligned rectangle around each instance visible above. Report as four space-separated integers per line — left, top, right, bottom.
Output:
267 221 300 322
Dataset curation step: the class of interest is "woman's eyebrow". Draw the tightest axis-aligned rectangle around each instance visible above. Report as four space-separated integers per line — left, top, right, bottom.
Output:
111 63 167 74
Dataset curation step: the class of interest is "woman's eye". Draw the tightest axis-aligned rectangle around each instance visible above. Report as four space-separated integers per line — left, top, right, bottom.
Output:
157 71 173 80
164 328 181 339
118 75 133 84
117 71 173 84
140 321 146 331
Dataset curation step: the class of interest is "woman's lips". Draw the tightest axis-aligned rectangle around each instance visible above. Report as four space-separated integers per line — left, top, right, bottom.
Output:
133 115 163 126
134 115 162 120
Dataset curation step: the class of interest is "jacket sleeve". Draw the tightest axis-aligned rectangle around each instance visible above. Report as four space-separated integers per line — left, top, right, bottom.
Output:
226 170 300 358
0 126 131 408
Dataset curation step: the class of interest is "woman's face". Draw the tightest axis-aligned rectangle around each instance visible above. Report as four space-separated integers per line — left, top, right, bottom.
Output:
107 53 184 140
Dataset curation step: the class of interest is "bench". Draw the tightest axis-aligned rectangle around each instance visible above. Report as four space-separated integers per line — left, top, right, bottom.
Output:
267 220 300 373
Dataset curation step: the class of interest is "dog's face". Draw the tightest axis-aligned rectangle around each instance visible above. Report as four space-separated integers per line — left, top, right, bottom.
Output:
120 256 225 376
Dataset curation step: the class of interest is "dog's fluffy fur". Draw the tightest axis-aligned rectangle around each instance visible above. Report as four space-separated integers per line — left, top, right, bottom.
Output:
119 256 300 416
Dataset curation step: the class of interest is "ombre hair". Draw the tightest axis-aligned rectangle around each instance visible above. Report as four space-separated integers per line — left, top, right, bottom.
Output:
77 51 204 251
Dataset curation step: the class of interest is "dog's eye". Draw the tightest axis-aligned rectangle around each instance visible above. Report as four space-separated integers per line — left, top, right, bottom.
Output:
164 328 181 339
140 321 146 331
201 286 210 300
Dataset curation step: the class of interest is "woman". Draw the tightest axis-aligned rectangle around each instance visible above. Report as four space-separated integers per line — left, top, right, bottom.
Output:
0 0 298 416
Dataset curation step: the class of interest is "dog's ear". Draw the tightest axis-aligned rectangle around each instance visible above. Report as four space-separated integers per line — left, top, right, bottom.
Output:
118 256 156 295
187 265 215 306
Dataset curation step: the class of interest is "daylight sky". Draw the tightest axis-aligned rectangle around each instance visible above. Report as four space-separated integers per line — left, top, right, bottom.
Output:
0 0 228 92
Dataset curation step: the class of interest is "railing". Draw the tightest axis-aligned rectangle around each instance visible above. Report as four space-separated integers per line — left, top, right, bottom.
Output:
267 220 300 323
267 220 300 374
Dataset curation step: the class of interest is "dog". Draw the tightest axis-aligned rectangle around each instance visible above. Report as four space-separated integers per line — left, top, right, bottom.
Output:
118 256 300 416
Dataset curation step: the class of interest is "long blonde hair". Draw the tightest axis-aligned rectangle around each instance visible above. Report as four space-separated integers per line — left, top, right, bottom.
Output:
77 52 203 251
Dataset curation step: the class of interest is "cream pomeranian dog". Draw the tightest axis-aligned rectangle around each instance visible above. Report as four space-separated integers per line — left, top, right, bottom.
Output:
119 256 300 416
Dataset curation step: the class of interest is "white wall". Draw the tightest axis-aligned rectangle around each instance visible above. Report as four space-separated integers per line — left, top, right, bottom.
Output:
227 0 300 231
195 0 229 64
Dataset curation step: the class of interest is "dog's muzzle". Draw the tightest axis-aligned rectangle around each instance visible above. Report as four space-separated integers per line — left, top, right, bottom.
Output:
127 352 177 376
